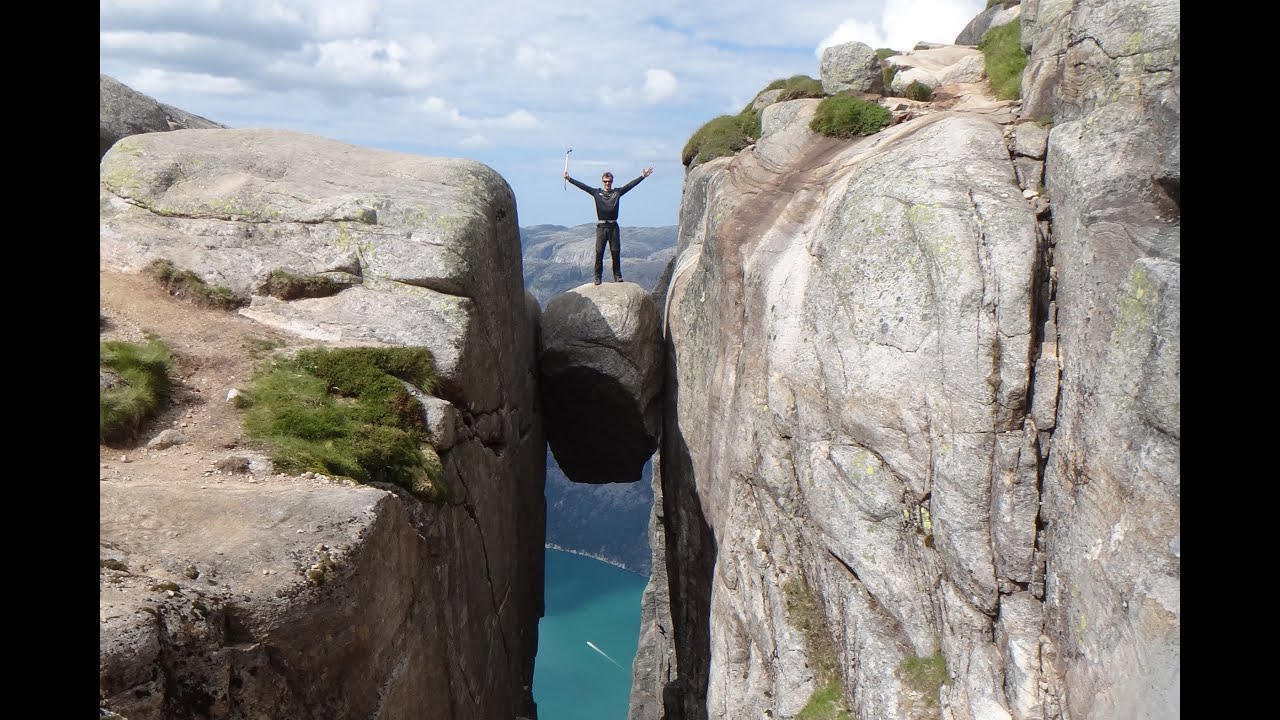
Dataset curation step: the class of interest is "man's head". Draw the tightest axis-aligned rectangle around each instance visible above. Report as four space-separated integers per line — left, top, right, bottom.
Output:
601 172 613 189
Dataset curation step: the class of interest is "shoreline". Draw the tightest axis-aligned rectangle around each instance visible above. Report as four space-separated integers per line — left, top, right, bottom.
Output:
544 543 649 579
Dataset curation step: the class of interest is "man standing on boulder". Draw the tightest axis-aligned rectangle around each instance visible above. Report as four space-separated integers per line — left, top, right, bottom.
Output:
565 166 653 285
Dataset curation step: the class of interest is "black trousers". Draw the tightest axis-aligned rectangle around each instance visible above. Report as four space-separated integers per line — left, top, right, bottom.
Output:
594 222 621 280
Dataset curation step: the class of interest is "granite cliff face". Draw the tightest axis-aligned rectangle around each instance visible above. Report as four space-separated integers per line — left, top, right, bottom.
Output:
99 127 545 720
629 2 1179 719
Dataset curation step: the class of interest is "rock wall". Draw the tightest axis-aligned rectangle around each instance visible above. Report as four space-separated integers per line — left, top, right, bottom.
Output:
632 1 1178 718
99 127 545 719
1021 1 1180 717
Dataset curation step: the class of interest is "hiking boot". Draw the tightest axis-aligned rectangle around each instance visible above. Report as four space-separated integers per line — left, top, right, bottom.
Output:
593 277 602 286
614 275 623 283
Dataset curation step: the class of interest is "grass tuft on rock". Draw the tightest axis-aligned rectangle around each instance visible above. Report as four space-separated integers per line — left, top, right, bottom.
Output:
236 346 446 501
979 20 1027 100
145 258 249 310
682 110 761 168
901 652 949 709
260 269 344 301
904 80 934 102
785 578 854 719
101 338 172 444
810 95 891 138
797 678 854 720
762 74 825 101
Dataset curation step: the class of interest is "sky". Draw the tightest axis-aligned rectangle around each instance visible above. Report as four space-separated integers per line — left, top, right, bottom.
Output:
100 0 986 228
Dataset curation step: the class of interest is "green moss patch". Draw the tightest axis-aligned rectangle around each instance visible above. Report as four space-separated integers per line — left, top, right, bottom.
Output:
979 21 1027 101
260 269 344 301
785 578 854 719
763 74 825 102
145 258 249 310
683 110 761 168
901 652 948 708
236 346 446 500
100 338 172 444
797 678 854 720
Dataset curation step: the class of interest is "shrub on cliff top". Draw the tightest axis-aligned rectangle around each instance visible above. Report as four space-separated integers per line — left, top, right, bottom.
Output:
905 80 935 102
810 95 891 138
682 110 760 168
763 74 825 101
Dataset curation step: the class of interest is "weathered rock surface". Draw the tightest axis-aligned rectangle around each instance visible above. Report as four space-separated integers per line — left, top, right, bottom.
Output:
539 281 663 484
884 46 988 93
100 73 225 158
100 127 529 411
100 119 544 719
1021 0 1181 718
632 1 1178 716
101 74 171 158
637 85 1039 719
819 40 884 96
955 1 1024 46
101 478 462 719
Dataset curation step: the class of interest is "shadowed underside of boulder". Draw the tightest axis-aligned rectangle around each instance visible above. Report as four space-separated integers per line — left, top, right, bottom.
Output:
538 282 663 484
542 366 656 484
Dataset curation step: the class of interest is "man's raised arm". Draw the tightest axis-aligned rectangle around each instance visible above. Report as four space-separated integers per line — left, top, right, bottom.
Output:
616 166 654 195
564 173 594 194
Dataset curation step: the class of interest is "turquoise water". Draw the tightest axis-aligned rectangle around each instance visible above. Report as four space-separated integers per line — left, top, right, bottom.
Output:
534 548 648 720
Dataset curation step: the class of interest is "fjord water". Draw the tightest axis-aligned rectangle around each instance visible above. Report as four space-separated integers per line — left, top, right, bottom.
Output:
534 548 647 719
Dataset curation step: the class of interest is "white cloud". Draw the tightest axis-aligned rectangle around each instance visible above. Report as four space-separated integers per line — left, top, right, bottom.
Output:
305 38 431 90
420 98 539 131
816 19 887 56
100 0 988 226
421 96 474 127
598 68 680 108
496 109 540 130
515 42 561 81
643 69 679 103
306 0 379 39
128 67 249 97
100 30 202 54
882 0 981 49
818 1 983 56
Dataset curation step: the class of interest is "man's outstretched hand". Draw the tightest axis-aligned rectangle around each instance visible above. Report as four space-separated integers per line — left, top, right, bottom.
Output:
642 166 654 177
563 170 570 179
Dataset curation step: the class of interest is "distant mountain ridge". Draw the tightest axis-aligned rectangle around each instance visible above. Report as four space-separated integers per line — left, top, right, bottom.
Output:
520 223 677 305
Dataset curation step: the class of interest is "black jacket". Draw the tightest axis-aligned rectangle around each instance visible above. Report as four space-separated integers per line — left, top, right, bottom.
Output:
568 175 645 223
